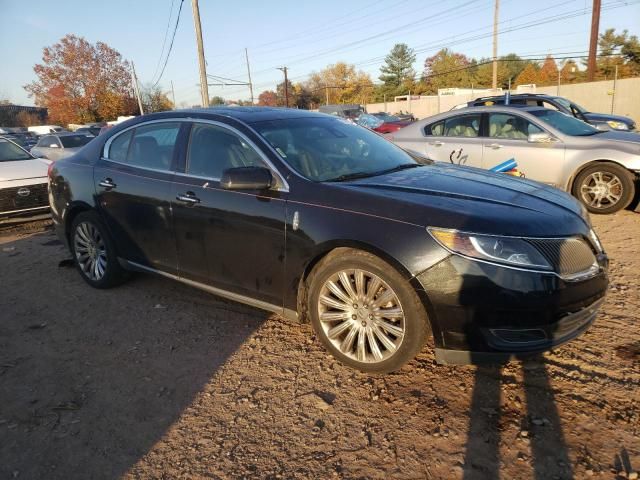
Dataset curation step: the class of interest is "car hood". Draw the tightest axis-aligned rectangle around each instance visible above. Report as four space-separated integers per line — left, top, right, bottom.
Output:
590 130 640 144
335 163 590 237
0 158 50 181
584 112 634 125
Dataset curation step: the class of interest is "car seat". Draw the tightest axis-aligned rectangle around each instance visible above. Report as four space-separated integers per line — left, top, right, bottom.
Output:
129 136 160 169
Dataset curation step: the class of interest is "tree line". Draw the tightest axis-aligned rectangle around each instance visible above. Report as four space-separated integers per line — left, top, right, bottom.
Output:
10 28 639 125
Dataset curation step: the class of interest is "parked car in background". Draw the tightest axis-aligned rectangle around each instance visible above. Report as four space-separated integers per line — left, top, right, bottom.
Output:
30 132 94 160
1 137 51 223
357 113 409 134
468 94 636 131
75 126 102 136
49 107 607 372
392 105 640 214
318 104 365 120
0 132 38 150
28 125 67 135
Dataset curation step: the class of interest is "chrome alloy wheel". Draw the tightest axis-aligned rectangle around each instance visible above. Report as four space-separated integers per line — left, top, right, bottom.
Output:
317 269 405 364
580 171 623 210
74 222 108 281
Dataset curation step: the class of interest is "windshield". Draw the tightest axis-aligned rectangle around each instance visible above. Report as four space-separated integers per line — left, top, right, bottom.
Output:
253 117 418 182
530 109 599 136
553 97 587 114
357 114 384 129
0 138 33 162
60 135 93 148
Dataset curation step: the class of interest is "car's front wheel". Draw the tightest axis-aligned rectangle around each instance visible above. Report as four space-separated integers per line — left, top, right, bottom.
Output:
307 248 430 373
574 162 635 214
70 211 127 288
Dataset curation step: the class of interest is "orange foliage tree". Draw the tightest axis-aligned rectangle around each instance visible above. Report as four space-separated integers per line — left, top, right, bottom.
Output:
24 35 137 125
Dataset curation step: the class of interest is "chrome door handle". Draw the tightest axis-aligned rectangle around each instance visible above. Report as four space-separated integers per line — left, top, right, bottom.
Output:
176 192 200 204
99 178 116 189
488 143 503 149
429 141 444 146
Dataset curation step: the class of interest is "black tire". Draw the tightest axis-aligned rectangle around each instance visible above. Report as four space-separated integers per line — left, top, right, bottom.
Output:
573 162 635 214
70 211 127 288
307 248 430 373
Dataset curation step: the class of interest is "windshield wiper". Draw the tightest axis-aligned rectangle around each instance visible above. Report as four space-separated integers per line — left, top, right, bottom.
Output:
325 163 421 182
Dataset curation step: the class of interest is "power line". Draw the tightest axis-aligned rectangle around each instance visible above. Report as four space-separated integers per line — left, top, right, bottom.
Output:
152 0 185 88
150 0 176 84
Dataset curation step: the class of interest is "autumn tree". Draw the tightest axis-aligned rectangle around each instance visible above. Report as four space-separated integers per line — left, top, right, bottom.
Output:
559 60 581 84
514 63 539 86
276 79 294 106
139 84 173 113
209 96 225 106
422 49 473 93
472 58 510 88
306 62 374 105
536 56 558 86
258 90 278 106
24 34 137 125
595 28 640 78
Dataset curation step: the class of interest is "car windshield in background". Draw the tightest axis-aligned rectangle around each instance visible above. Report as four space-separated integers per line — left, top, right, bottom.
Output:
0 139 32 161
253 117 418 182
530 109 599 136
553 96 587 114
374 113 401 122
60 135 93 148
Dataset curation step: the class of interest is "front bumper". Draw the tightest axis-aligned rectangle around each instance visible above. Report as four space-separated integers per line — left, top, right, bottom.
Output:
416 254 608 365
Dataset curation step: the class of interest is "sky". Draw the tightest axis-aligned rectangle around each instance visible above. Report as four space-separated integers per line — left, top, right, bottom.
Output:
1 0 639 107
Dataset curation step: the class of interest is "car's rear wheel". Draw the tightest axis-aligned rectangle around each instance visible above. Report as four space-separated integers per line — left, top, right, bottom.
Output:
574 163 635 214
307 248 429 373
70 211 127 288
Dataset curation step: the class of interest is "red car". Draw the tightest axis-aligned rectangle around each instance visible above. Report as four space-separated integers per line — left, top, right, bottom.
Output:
358 113 411 134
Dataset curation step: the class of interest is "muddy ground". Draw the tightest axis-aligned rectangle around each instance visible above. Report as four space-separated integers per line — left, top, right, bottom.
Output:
0 212 638 480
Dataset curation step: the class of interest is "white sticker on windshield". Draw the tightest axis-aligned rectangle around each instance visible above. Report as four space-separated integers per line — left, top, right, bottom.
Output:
275 146 287 158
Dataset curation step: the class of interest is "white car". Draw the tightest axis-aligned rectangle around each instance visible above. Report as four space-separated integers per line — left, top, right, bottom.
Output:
0 137 51 223
27 125 65 135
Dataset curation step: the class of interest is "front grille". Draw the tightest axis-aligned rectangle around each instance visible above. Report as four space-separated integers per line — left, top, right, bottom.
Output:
0 183 49 213
528 237 597 277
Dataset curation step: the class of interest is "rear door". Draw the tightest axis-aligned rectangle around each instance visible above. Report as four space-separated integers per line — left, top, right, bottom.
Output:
481 112 565 186
171 120 287 305
94 120 185 274
424 113 483 168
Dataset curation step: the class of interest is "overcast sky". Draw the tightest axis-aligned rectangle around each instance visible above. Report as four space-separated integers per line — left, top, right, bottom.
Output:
1 0 639 107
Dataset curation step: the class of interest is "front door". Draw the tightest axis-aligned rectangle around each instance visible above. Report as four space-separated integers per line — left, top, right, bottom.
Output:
481 112 565 187
424 112 484 168
94 121 183 274
171 121 286 306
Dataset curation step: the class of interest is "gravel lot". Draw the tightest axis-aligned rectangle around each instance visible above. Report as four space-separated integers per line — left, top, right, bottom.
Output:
1 212 638 480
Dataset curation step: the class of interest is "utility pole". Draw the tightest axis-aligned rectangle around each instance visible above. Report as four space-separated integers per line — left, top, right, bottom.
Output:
170 80 176 109
277 66 289 107
192 0 209 107
611 64 618 114
492 0 500 90
587 0 601 81
325 84 329 105
131 62 144 115
245 48 254 105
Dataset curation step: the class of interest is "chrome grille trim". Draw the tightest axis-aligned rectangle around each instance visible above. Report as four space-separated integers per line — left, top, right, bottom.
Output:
527 237 598 278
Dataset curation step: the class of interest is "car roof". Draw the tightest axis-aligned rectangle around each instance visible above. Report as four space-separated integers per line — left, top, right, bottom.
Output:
472 93 558 102
173 106 328 123
51 131 93 137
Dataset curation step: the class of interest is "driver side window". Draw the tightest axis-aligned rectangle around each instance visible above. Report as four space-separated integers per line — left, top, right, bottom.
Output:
187 123 265 179
488 113 542 140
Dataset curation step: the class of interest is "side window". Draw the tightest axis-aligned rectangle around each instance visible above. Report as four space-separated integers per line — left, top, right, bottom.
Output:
187 123 265 179
443 114 480 137
108 129 133 162
542 101 560 111
37 136 52 147
128 122 180 170
488 113 543 139
426 121 444 136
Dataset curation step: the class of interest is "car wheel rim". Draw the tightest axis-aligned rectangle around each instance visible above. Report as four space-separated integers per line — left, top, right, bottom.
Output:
580 171 623 210
74 222 107 281
317 269 405 364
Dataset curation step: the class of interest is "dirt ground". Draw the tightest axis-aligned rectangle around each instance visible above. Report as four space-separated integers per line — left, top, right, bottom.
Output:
0 212 638 480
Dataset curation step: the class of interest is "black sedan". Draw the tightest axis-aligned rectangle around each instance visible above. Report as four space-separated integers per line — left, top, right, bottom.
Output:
48 108 608 372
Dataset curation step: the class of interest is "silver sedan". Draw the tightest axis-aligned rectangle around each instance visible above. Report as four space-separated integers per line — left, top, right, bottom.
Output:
30 132 94 161
392 105 640 214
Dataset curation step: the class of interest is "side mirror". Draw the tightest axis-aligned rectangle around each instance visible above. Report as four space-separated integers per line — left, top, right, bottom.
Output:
220 166 273 190
527 132 556 143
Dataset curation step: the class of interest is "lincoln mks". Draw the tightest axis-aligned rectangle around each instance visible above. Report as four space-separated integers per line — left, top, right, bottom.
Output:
49 108 608 372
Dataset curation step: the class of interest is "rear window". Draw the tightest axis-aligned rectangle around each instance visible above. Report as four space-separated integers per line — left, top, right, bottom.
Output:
60 135 93 148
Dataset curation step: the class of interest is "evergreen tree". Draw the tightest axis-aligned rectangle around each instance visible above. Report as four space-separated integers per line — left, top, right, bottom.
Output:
379 43 416 87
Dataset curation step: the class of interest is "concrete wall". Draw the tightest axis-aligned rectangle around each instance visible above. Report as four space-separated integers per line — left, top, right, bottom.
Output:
365 77 640 124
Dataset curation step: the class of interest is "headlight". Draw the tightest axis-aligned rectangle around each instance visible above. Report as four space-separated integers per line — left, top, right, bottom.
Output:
589 229 604 253
428 228 552 270
607 120 629 130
